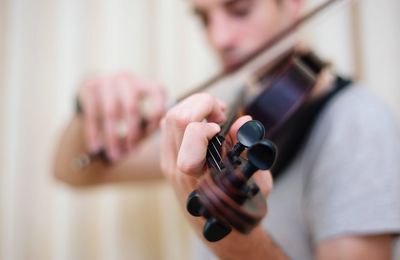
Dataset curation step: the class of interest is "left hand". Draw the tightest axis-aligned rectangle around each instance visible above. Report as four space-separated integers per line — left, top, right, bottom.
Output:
160 92 273 210
160 93 279 259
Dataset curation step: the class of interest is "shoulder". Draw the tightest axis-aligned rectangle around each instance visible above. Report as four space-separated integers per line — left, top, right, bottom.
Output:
307 81 400 176
306 83 400 156
320 83 398 132
303 83 400 244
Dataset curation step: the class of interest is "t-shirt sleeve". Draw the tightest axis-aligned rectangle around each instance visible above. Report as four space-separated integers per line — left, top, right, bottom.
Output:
304 87 400 245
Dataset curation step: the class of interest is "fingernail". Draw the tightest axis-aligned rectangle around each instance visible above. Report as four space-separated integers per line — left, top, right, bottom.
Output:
210 123 221 132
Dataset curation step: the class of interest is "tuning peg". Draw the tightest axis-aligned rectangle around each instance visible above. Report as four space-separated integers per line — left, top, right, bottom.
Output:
203 218 232 242
186 190 204 217
230 120 265 157
241 140 277 179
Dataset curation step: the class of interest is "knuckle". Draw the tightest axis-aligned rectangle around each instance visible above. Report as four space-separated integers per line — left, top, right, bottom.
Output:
185 122 203 135
165 110 191 128
177 159 197 176
164 110 175 123
175 112 193 129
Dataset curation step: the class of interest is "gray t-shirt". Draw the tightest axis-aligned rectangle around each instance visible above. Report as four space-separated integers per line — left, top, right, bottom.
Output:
196 85 400 259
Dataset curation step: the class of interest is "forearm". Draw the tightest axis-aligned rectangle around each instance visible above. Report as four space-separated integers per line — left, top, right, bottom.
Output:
218 227 287 260
52 116 164 186
171 180 287 260
188 216 287 260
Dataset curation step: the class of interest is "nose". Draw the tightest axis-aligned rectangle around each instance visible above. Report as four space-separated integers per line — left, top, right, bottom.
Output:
208 13 238 53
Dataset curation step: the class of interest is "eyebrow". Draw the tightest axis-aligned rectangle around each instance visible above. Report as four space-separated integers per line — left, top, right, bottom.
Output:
192 0 243 15
224 0 242 6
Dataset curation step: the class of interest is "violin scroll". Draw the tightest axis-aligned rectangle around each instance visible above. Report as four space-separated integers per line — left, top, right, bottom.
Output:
186 120 277 242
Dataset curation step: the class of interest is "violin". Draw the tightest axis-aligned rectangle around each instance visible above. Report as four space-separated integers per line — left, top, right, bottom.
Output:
73 0 349 242
185 48 333 242
182 0 347 242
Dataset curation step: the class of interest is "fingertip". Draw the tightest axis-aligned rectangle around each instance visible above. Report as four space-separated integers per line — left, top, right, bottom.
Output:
253 170 273 197
216 98 227 111
231 115 253 131
208 122 221 133
238 115 252 123
228 115 253 142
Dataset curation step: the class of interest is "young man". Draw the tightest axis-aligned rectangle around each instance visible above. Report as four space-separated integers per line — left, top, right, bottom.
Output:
54 0 400 259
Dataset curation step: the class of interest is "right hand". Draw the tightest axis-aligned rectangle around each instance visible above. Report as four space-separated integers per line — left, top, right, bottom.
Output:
78 72 166 162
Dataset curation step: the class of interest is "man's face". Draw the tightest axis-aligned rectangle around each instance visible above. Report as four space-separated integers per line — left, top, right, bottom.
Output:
192 0 303 70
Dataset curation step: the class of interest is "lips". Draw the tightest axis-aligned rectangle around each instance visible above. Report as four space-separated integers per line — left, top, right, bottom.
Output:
221 52 249 70
223 59 240 70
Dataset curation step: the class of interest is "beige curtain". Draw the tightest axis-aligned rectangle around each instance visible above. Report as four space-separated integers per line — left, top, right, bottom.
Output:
0 0 399 260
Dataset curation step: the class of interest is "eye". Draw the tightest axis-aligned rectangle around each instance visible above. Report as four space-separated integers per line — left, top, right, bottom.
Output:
226 0 254 18
198 13 210 27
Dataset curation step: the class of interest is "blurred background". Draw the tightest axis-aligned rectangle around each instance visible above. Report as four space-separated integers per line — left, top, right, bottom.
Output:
0 0 399 259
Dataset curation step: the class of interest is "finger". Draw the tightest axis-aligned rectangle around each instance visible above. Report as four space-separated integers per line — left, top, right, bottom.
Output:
252 170 274 197
99 77 122 161
173 93 226 127
139 79 166 132
117 75 141 151
227 115 252 144
206 98 227 124
169 93 226 151
160 117 177 176
216 98 227 112
80 80 102 153
161 93 225 176
177 122 221 178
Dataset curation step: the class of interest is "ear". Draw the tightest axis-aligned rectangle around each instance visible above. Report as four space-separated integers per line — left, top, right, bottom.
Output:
282 0 305 19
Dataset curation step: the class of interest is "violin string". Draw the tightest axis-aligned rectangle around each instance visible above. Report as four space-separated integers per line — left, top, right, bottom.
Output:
208 137 224 172
205 87 246 173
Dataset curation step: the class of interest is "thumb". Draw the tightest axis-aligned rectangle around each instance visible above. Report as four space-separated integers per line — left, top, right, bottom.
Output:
252 170 274 197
